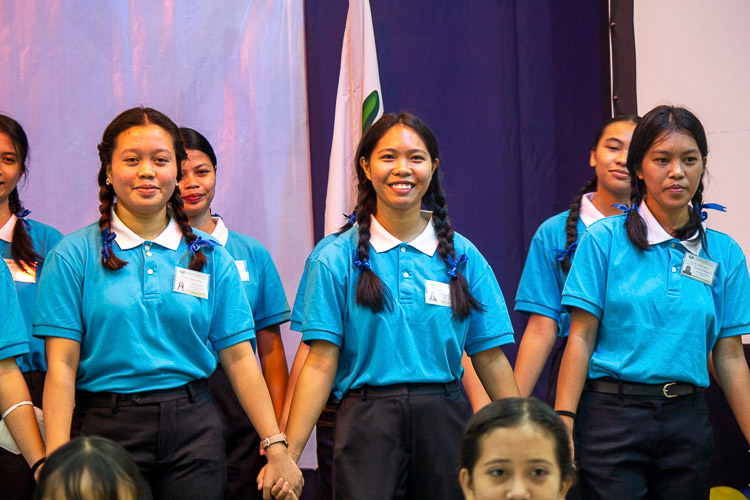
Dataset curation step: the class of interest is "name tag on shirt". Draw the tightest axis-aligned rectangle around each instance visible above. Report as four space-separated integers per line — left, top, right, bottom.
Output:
681 253 717 285
4 258 36 283
173 267 210 299
425 280 451 307
234 260 250 281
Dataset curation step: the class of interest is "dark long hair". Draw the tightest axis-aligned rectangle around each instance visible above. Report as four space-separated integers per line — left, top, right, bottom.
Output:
625 105 708 250
460 398 575 487
0 114 42 273
353 112 482 319
97 107 207 271
560 114 641 272
180 127 217 167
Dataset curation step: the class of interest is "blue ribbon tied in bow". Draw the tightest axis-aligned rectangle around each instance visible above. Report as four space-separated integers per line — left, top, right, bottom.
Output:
694 203 727 221
15 208 31 230
344 209 357 226
612 203 637 222
101 227 117 261
352 249 371 271
554 242 578 262
189 236 220 257
446 253 468 278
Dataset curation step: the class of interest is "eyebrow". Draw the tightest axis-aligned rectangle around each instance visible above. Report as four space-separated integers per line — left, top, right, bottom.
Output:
483 458 554 466
120 148 173 155
375 147 427 155
650 148 700 155
603 137 624 145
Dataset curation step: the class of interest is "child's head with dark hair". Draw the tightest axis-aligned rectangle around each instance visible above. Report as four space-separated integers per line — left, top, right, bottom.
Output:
459 398 574 500
35 436 143 500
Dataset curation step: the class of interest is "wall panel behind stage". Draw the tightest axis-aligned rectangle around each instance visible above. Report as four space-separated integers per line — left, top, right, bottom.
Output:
1 0 315 463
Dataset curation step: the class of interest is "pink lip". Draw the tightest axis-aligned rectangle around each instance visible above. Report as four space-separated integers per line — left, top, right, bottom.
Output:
610 170 629 179
666 184 686 192
183 194 203 203
135 186 159 194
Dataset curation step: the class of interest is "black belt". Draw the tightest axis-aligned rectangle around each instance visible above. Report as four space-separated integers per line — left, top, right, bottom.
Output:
348 381 459 400
76 378 208 410
584 378 703 399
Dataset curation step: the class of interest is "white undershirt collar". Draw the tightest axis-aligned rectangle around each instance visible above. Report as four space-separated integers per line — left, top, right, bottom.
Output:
578 193 606 228
369 211 438 256
210 217 229 246
0 215 17 243
640 202 703 255
110 207 182 251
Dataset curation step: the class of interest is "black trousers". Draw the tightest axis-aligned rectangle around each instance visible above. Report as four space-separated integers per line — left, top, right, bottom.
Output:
576 389 713 500
314 393 338 500
0 370 44 500
72 379 226 500
332 382 470 500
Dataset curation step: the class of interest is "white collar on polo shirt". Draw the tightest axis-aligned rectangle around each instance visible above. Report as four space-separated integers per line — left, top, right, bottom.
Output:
210 217 229 246
640 202 703 255
369 211 438 256
579 193 606 228
0 215 17 243
110 207 182 251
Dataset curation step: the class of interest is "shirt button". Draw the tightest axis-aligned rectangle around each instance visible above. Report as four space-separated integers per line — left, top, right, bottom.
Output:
400 247 406 253
670 243 676 248
403 272 409 278
146 251 153 257
671 267 677 272
147 269 154 275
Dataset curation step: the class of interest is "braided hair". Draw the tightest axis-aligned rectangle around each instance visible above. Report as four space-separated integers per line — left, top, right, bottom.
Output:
96 107 207 271
353 112 482 319
0 115 42 273
559 114 641 272
624 106 708 250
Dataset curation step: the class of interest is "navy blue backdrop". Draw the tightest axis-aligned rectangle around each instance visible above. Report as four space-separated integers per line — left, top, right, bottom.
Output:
304 0 610 396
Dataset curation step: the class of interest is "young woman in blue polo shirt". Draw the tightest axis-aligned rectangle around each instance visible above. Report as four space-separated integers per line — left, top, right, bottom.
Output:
514 115 639 403
178 127 291 500
0 114 63 499
281 112 520 499
555 105 750 498
34 107 302 499
0 259 45 490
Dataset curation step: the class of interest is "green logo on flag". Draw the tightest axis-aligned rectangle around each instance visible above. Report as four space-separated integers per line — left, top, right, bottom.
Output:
362 90 380 132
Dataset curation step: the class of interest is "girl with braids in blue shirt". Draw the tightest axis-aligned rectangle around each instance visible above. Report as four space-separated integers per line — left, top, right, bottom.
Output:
281 112 520 499
514 115 639 403
0 114 63 498
556 105 750 499
34 107 301 499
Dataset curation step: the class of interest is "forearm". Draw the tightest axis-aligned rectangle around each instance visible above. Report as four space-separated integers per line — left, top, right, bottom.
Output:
42 359 77 456
279 340 309 431
471 346 521 400
285 341 338 461
461 352 490 412
713 337 750 445
0 359 45 465
257 326 289 420
513 315 559 397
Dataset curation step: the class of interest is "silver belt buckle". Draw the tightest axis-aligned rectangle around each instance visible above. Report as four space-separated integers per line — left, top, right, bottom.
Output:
662 382 677 398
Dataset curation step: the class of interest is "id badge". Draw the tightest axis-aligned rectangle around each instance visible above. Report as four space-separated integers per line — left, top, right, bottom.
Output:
174 266 210 299
680 253 717 285
4 258 36 283
425 280 451 307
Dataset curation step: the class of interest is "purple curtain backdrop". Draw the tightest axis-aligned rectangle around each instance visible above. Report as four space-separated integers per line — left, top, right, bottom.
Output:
304 0 610 396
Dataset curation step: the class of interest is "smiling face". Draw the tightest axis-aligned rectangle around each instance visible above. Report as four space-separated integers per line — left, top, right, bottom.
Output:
360 124 438 217
0 132 22 210
108 124 177 221
179 149 216 220
460 422 571 500
637 131 705 218
590 120 637 199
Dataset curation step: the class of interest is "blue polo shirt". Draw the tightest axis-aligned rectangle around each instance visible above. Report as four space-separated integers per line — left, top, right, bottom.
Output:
1 259 28 361
562 203 750 387
1 215 63 371
290 233 339 332
515 193 605 337
302 214 514 399
33 210 255 393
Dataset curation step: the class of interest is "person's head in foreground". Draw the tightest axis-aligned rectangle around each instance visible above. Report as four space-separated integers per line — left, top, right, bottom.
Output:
459 398 574 500
34 436 143 500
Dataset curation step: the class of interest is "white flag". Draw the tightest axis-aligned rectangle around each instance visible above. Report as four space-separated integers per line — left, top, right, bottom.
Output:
324 0 384 235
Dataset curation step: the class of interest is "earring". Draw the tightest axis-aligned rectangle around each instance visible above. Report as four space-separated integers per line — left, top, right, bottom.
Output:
175 181 179 186
105 177 111 186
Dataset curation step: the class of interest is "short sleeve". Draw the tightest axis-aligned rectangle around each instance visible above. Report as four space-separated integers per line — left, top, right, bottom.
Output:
464 258 515 356
208 249 256 352
289 262 309 332
719 253 750 338
301 258 347 347
1 262 29 359
561 230 607 319
32 250 85 341
515 229 563 321
252 254 290 330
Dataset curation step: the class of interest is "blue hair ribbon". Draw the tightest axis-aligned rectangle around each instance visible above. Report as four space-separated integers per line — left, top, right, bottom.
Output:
101 228 117 261
14 208 31 230
694 203 727 221
446 253 468 278
352 249 371 271
189 236 220 256
210 212 222 219
612 203 637 223
554 242 578 262
343 209 357 226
